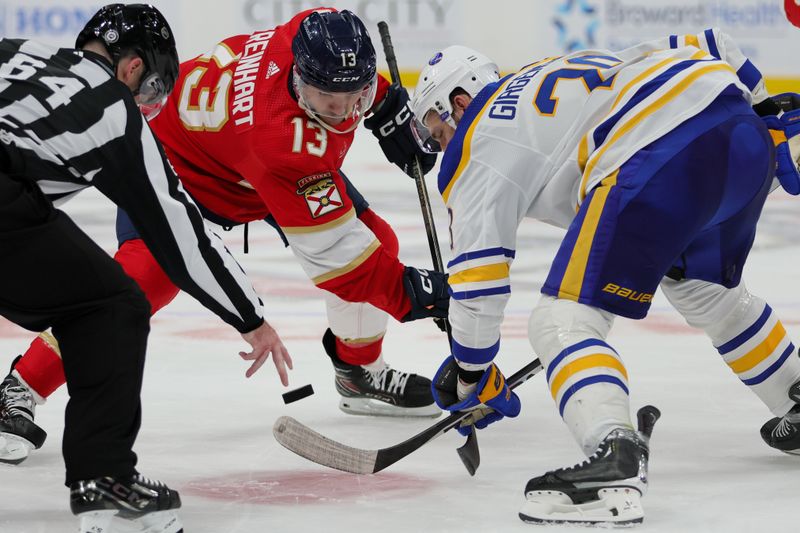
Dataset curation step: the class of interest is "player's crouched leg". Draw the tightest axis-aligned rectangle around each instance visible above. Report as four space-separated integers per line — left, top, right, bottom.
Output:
660 278 800 455
520 296 657 526
323 288 439 418
322 328 440 418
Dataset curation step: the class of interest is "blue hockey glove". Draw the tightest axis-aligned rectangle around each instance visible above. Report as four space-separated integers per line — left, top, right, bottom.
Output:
364 84 437 177
432 356 521 436
761 93 800 195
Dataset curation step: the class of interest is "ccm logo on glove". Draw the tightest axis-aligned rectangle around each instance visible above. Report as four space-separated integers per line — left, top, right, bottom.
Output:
377 104 412 137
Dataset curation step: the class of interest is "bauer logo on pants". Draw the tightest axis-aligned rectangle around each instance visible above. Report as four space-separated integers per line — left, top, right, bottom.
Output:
301 178 344 218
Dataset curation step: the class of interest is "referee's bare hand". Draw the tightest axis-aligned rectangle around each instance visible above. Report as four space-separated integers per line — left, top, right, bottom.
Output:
240 321 293 385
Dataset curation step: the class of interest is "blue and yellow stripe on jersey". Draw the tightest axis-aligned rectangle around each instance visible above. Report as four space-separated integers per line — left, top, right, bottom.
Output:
452 337 500 366
717 304 795 386
668 29 762 93
447 246 515 301
545 338 629 416
578 53 735 201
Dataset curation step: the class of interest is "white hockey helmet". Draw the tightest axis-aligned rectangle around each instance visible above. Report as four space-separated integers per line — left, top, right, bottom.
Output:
410 45 499 152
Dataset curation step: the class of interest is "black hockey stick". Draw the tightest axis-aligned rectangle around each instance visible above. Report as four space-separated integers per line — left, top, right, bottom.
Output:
272 358 543 475
376 21 451 340
374 20 489 472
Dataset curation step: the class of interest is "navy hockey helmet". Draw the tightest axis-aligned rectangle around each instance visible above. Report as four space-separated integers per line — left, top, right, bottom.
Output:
76 4 179 111
291 10 378 132
292 10 376 92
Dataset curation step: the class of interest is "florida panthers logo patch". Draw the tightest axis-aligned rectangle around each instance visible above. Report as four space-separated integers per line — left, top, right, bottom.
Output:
301 178 343 218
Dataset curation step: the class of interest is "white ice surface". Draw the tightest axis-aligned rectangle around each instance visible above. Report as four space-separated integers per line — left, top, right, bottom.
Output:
1 131 799 532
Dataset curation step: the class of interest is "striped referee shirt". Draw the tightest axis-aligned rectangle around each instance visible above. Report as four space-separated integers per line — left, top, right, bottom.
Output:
0 38 264 333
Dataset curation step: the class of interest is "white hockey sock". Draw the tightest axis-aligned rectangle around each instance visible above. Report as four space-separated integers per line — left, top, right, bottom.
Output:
361 354 385 372
662 278 800 417
530 295 633 455
713 303 800 416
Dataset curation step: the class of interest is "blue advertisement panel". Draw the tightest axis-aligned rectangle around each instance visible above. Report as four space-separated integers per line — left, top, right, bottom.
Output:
540 0 800 76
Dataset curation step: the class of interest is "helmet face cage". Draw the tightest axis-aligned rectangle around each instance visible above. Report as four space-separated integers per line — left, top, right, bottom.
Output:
293 66 377 132
410 111 444 154
76 4 179 111
138 97 166 121
137 70 168 105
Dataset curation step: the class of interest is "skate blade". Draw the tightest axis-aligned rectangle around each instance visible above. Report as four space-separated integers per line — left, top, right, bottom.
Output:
338 397 442 418
78 510 183 533
136 510 183 533
519 487 644 527
0 433 33 465
78 510 116 533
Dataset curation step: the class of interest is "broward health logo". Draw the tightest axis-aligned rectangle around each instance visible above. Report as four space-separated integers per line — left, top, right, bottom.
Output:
553 0 598 53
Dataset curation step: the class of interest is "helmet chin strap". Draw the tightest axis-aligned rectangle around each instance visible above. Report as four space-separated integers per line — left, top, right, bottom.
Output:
305 108 361 134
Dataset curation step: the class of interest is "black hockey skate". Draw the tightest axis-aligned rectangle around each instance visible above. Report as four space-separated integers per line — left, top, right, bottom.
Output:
0 356 47 465
760 380 800 455
322 329 440 417
70 473 183 533
519 405 661 527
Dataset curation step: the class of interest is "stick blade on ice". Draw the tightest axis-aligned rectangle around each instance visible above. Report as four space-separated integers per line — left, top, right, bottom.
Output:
272 416 378 475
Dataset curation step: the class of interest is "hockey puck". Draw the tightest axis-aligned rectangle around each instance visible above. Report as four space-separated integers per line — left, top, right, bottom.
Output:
282 384 314 404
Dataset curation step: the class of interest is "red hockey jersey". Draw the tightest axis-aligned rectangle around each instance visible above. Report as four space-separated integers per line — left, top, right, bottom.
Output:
149 8 410 320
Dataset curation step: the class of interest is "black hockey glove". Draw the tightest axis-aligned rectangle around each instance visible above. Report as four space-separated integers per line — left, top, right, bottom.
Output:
364 84 437 178
401 266 449 323
753 92 800 117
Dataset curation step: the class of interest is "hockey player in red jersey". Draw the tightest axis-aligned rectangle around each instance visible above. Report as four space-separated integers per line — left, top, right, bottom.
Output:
0 8 447 464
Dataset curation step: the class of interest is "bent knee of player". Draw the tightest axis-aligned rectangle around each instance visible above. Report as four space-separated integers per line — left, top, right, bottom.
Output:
325 291 388 340
661 278 763 338
529 295 614 363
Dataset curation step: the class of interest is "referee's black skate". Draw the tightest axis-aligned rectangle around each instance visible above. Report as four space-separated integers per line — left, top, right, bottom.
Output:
760 380 800 455
322 329 440 417
70 473 183 533
0 355 47 465
519 405 660 527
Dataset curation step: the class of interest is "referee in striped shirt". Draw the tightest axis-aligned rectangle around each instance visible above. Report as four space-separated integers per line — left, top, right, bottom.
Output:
0 4 291 528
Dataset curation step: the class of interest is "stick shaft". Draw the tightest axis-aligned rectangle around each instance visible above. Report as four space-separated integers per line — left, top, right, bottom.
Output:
377 21 449 336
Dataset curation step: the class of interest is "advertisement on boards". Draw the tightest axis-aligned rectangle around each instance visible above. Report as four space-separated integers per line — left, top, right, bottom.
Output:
0 1 180 48
237 0 463 70
545 0 800 76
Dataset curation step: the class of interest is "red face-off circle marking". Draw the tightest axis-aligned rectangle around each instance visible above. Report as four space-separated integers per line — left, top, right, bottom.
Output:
183 470 432 505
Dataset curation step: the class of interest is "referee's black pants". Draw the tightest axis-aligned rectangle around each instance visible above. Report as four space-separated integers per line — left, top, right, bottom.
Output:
0 174 151 485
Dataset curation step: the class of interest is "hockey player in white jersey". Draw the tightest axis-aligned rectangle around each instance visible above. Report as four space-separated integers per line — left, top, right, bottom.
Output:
412 29 800 526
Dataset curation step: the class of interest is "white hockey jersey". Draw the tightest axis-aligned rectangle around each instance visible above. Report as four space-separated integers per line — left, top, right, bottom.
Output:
441 28 768 366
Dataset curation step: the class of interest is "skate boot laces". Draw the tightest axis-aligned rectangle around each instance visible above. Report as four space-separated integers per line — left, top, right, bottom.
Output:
556 428 638 475
367 365 410 396
559 445 608 475
132 473 168 494
0 376 35 421
774 405 800 438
